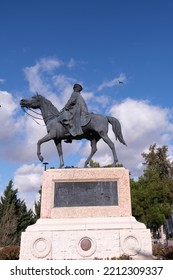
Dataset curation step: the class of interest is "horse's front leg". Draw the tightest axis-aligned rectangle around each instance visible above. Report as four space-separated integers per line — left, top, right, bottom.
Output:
37 133 53 162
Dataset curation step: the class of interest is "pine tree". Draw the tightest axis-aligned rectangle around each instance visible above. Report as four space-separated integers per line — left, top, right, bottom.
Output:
0 180 19 246
0 202 18 246
89 159 100 168
0 180 35 246
34 186 42 220
17 200 35 241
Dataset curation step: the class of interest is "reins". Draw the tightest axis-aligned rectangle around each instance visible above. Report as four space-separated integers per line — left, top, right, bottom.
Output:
21 107 46 126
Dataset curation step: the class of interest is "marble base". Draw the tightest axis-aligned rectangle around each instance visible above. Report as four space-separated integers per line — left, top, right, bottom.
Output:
20 168 152 259
20 217 152 260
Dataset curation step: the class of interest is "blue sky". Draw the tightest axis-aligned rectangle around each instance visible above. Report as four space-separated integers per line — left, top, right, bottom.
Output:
0 0 173 208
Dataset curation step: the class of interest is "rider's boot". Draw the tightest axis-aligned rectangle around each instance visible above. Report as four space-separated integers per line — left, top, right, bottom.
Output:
64 132 72 143
64 139 72 143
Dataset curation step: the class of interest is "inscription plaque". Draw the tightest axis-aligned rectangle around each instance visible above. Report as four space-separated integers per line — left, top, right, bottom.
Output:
54 181 118 207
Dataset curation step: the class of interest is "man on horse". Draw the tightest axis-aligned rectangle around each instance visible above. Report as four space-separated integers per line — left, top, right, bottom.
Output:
57 84 91 138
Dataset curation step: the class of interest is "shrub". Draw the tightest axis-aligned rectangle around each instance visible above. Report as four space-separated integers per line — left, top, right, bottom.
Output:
111 254 133 260
0 245 20 260
94 255 132 260
152 244 173 260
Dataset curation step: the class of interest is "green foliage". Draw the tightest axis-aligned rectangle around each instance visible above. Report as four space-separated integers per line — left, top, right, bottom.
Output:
142 144 173 180
0 180 35 247
131 144 173 234
94 254 132 260
0 245 20 260
111 255 132 260
34 186 42 220
89 159 124 168
17 200 35 241
0 203 18 246
89 159 100 168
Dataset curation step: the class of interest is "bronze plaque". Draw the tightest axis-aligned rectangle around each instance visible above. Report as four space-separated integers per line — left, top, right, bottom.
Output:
54 181 118 207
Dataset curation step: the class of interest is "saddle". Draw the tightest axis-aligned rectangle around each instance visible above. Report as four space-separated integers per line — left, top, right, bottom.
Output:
81 112 92 127
63 113 92 143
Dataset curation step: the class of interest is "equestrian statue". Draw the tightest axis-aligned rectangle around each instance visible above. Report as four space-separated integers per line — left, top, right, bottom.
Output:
20 84 126 168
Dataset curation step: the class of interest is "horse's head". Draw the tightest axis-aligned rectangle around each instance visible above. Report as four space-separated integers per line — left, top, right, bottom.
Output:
20 94 41 109
20 94 60 119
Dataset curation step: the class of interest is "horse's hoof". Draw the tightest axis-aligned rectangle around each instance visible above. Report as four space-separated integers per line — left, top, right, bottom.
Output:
39 156 44 162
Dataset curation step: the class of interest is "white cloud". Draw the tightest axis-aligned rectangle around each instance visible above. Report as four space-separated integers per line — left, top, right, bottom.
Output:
0 91 22 140
52 74 74 89
81 90 94 100
23 57 100 113
24 64 49 94
67 58 76 68
97 73 126 91
14 164 43 209
52 74 75 107
0 90 17 113
0 78 5 84
0 90 48 162
0 90 49 162
23 57 62 94
0 86 85 166
38 57 62 71
110 98 173 142
2 57 173 194
78 98 173 177
14 164 43 193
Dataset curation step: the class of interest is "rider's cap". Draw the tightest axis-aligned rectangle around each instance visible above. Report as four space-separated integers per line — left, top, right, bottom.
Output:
73 84 83 92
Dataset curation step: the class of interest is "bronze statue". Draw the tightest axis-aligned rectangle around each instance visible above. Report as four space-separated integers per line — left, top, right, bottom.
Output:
57 84 91 137
20 84 126 168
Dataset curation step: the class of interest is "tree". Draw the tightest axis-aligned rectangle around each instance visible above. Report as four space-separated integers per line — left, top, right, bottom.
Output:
0 180 35 246
89 159 100 168
0 201 18 246
89 159 124 168
131 144 173 236
34 186 42 220
0 180 19 246
17 200 35 241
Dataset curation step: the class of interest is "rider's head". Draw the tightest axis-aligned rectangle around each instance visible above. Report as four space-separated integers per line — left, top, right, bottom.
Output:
73 84 83 92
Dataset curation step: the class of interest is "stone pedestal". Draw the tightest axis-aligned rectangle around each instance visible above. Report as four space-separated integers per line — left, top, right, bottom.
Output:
20 168 152 259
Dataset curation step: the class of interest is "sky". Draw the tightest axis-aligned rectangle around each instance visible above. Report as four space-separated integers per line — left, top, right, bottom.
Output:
0 0 173 209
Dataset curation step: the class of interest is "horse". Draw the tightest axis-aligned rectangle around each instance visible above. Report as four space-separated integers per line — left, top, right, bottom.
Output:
20 94 126 168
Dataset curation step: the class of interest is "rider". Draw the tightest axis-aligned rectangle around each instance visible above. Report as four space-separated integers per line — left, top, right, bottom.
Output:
57 83 91 139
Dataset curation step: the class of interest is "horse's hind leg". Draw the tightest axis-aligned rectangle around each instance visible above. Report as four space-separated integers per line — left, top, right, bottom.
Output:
54 139 64 168
84 138 98 168
99 132 118 166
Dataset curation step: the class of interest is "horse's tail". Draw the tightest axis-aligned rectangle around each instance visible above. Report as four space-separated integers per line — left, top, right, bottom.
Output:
107 116 127 146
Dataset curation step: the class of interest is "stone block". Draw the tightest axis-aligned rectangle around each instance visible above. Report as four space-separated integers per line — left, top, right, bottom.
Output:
20 168 152 260
41 167 132 218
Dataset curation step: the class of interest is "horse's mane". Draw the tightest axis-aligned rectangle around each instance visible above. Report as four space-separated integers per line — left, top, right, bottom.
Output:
38 94 60 116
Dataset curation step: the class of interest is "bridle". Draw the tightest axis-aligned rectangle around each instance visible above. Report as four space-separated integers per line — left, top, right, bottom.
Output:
21 94 45 126
22 93 60 126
